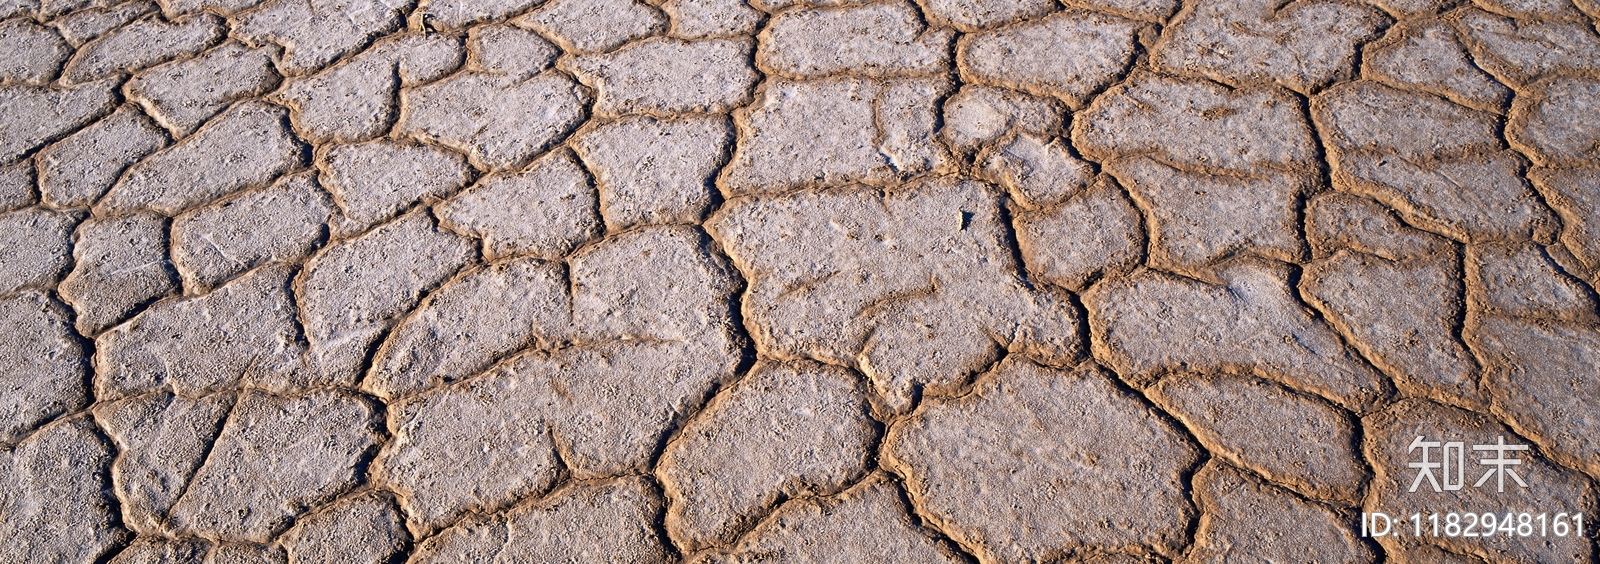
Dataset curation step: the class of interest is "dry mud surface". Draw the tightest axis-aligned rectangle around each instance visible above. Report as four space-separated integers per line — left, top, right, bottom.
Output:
1 0 1599 562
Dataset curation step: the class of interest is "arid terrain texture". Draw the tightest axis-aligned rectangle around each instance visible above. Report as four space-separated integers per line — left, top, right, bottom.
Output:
2 0 1600 561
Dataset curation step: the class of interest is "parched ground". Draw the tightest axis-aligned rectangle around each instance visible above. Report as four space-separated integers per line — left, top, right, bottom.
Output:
2 0 1599 561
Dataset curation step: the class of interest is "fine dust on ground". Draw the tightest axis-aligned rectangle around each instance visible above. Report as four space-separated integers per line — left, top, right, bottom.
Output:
1 0 1599 562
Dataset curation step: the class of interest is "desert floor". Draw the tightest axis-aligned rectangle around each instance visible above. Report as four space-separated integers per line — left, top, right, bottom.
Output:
2 0 1600 561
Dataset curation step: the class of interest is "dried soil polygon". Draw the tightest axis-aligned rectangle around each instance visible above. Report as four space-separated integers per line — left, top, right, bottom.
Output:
976 133 1095 208
1363 20 1511 113
0 418 124 563
467 24 557 79
1471 242 1598 325
1531 167 1600 269
279 493 409 564
942 85 1065 157
1304 250 1481 407
958 10 1139 107
694 474 963 563
94 264 307 398
1184 462 1376 563
126 41 280 136
0 19 70 84
1315 80 1499 158
1014 177 1142 291
433 148 599 259
571 115 731 229
419 0 535 30
275 34 464 144
412 478 670 563
159 0 265 15
0 80 116 165
0 292 89 444
60 14 222 84
1364 399 1594 561
91 391 233 534
106 537 211 563
658 361 875 550
520 0 665 54
918 0 1057 30
661 0 762 39
98 101 304 215
564 37 758 118
1149 373 1366 501
1085 260 1387 410
364 257 570 399
1106 156 1308 275
1469 316 1600 477
168 390 379 542
170 172 334 291
1153 0 1387 93
720 77 951 194
37 106 168 208
1306 192 1456 261
0 162 30 213
0 207 77 294
52 1 155 47
1075 72 1316 172
233 0 408 75
319 139 472 233
1453 9 1600 89
759 1 953 79
1507 76 1600 168
298 211 474 384
708 177 1081 415
60 212 179 335
396 71 588 170
378 371 563 535
1317 82 1556 243
1333 150 1555 244
886 360 1199 561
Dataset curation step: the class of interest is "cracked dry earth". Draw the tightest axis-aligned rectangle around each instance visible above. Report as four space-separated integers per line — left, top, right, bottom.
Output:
3 0 1600 561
